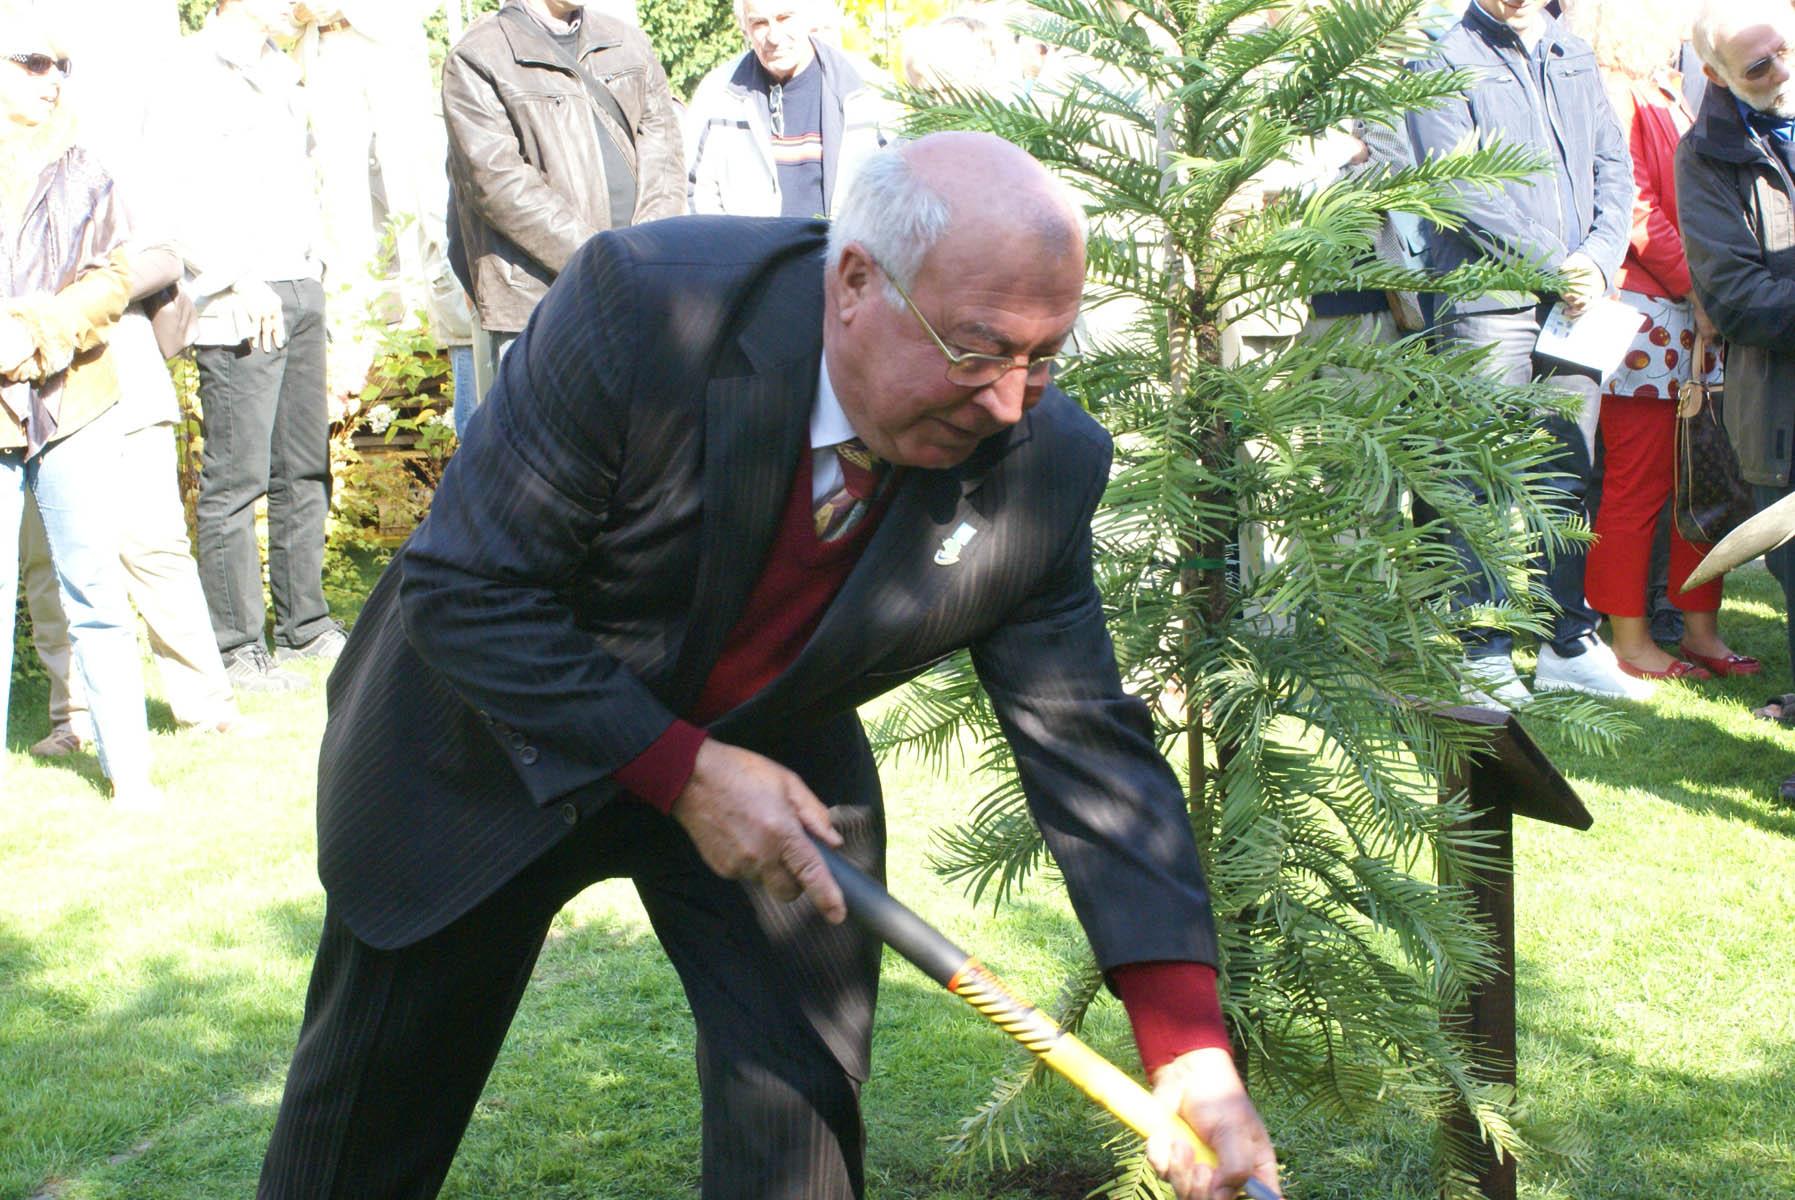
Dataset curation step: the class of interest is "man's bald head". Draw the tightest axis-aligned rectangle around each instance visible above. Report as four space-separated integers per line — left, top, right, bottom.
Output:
827 132 1085 305
1693 0 1795 117
823 133 1087 470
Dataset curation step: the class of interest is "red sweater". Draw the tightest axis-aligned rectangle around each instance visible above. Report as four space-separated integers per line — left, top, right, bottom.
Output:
1615 76 1696 301
612 449 1228 1073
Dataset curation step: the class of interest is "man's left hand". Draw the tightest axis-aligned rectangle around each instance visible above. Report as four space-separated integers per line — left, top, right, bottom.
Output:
1144 1047 1281 1200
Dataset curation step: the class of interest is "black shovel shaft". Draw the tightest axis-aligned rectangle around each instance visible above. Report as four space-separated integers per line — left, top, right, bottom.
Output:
815 843 968 986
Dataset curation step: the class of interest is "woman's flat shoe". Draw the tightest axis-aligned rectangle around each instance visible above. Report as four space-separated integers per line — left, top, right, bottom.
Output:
1678 645 1762 677
1617 657 1711 681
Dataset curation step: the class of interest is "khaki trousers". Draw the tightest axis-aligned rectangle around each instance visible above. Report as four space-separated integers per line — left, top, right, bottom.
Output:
21 420 235 733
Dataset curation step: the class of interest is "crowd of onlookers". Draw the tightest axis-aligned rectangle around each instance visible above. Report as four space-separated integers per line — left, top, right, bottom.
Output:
1403 0 1795 806
6 0 1795 805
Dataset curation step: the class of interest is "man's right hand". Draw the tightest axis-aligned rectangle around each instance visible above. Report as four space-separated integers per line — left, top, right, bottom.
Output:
1557 252 1604 319
669 739 847 923
236 281 287 354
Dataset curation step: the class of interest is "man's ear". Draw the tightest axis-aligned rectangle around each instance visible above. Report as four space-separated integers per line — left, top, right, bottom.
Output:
832 242 877 326
1703 63 1727 91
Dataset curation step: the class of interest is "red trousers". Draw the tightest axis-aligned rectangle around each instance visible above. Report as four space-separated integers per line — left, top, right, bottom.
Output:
1586 394 1722 616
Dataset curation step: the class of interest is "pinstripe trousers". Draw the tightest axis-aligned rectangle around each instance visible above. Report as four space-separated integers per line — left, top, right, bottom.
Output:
257 792 885 1198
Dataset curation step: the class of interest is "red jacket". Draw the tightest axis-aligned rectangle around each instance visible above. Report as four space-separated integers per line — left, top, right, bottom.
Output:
1616 75 1696 300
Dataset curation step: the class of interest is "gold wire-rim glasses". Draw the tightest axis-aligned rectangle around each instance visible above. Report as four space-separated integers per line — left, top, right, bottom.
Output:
874 258 1071 389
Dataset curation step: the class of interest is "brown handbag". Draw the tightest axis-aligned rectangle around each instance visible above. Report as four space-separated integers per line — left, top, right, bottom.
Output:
1673 334 1755 544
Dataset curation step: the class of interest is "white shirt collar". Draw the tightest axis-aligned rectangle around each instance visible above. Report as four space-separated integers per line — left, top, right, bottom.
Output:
810 355 857 450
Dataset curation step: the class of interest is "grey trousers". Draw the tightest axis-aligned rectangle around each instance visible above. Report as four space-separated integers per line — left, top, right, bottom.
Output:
194 278 334 656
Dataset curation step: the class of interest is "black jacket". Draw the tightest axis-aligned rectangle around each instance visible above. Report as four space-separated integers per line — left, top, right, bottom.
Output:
1677 86 1795 486
316 218 1218 980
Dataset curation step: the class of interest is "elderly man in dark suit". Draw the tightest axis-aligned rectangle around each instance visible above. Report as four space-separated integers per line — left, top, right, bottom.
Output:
257 132 1279 1200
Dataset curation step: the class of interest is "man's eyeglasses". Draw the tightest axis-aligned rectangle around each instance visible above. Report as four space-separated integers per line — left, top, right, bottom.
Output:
875 260 1069 389
6 53 72 79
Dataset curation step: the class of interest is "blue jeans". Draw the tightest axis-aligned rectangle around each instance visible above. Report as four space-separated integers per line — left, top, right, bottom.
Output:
456 325 516 442
1425 304 1602 659
1 412 152 787
448 345 476 440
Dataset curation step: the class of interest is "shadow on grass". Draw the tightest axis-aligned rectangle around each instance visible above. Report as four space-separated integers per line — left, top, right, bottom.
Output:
35 886 1113 1200
1529 693 1795 839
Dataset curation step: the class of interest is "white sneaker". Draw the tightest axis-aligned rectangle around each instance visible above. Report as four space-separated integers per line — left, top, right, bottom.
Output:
1461 656 1532 710
1534 638 1655 702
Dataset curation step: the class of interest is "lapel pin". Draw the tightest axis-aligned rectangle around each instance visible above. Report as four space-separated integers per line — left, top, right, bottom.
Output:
934 522 979 566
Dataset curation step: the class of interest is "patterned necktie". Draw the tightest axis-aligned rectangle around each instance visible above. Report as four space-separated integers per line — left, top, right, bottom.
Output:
813 438 885 543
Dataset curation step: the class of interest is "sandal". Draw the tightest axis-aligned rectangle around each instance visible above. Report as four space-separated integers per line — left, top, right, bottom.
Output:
1753 694 1795 725
1678 645 1763 677
1617 657 1709 681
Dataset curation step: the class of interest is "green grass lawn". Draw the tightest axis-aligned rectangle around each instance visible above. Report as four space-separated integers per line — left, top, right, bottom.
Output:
3 565 1792 1198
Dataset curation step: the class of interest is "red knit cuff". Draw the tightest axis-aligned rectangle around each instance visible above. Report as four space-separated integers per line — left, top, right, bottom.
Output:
611 720 708 814
1111 961 1229 1077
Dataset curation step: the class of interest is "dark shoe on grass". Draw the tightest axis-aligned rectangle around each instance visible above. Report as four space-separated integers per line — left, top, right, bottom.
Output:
274 625 347 664
223 645 304 694
1753 694 1795 727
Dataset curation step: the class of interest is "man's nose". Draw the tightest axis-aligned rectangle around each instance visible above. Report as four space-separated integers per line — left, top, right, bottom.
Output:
971 368 1033 428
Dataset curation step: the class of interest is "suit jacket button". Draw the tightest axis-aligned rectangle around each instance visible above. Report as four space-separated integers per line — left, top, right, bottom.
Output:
507 731 526 749
519 746 539 765
560 802 578 825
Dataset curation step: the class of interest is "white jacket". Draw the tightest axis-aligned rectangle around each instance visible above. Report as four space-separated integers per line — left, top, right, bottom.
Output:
682 40 892 218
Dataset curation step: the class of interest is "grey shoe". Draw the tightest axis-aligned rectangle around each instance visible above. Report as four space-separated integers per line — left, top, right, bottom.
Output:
223 644 305 694
274 625 347 664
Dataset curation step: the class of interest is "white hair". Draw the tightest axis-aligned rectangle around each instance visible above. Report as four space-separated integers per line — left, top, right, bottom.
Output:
735 0 821 33
826 144 955 304
1692 0 1792 73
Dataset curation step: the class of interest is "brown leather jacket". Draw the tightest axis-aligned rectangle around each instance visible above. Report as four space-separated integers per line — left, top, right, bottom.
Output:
444 3 684 333
2 144 131 457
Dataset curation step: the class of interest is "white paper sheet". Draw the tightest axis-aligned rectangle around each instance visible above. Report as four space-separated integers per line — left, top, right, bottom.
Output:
1533 297 1647 375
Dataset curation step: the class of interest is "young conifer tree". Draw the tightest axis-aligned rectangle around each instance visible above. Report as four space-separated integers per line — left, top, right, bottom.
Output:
873 0 1623 1192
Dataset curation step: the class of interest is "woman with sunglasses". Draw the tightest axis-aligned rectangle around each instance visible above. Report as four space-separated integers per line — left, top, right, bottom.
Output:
0 8 158 808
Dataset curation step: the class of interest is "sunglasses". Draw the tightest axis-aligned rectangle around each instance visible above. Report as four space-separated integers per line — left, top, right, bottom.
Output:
6 53 72 79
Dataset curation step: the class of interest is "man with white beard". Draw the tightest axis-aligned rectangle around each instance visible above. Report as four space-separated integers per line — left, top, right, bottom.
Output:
1678 0 1795 804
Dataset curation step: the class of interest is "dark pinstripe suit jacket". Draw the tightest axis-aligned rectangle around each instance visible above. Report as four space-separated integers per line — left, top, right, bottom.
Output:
316 217 1217 971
